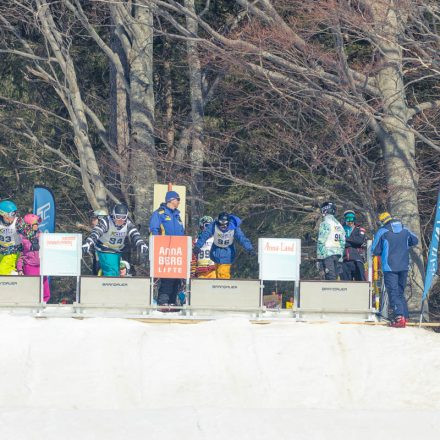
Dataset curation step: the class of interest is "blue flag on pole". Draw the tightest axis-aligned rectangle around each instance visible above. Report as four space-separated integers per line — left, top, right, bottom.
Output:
422 188 440 301
33 186 56 233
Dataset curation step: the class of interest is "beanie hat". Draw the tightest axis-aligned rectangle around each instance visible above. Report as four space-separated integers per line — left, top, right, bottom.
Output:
165 191 180 203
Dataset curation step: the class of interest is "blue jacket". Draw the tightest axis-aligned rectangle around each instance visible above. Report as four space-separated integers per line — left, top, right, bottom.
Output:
195 215 253 264
149 203 185 236
372 220 418 272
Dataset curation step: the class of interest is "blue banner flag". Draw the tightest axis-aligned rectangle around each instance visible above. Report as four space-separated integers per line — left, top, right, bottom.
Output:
33 185 56 233
422 188 440 301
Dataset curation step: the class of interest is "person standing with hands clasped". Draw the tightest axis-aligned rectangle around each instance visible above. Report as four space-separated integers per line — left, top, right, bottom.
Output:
372 212 418 328
149 191 185 306
193 212 255 279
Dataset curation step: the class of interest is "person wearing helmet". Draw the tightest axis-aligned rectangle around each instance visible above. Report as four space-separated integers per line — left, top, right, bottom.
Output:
0 200 23 275
16 214 50 302
372 212 418 328
193 211 255 279
191 215 216 278
149 191 185 306
82 204 148 276
316 202 346 280
340 210 367 281
119 260 132 277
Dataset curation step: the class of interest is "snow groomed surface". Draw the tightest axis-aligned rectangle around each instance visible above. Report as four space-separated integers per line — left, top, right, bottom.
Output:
0 315 440 439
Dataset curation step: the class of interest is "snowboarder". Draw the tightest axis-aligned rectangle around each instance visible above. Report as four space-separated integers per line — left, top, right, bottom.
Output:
82 204 147 276
372 212 419 328
193 212 255 279
316 202 346 280
191 215 216 279
0 200 22 275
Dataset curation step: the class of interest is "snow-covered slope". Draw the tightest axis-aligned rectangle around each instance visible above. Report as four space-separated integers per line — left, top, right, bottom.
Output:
0 315 439 439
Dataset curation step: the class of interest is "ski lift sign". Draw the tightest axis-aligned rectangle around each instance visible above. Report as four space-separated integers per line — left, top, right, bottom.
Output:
149 235 192 279
258 238 301 281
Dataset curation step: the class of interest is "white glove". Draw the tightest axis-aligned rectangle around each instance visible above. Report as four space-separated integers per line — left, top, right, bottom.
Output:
82 241 93 257
138 243 148 255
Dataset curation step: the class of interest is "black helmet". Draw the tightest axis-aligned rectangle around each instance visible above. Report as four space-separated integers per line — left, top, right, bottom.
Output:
320 201 336 216
112 204 128 221
217 212 230 230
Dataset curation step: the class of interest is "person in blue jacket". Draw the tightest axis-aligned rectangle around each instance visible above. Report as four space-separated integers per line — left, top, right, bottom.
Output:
193 212 255 279
372 212 419 328
149 190 185 305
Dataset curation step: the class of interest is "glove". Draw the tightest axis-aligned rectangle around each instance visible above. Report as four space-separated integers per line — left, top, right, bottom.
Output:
193 246 201 255
30 238 40 252
82 241 93 257
138 243 148 255
137 243 148 264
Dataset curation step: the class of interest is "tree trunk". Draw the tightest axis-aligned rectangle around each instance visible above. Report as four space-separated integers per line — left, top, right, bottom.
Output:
128 2 157 233
109 27 131 207
184 0 205 226
371 0 424 311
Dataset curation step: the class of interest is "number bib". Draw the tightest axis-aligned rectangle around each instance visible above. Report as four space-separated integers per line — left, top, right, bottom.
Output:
0 218 21 249
325 220 344 249
213 225 235 248
197 237 214 267
99 219 128 250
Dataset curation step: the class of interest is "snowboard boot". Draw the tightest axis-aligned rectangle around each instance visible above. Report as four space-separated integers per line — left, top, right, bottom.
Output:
390 315 406 328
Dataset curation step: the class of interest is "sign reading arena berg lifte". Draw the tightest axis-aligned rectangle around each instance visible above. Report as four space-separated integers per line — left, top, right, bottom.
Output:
258 238 301 281
150 235 191 279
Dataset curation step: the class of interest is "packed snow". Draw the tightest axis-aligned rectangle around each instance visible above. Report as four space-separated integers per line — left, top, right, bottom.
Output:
0 314 439 439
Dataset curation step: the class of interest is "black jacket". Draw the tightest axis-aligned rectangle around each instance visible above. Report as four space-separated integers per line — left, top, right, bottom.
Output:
343 223 366 262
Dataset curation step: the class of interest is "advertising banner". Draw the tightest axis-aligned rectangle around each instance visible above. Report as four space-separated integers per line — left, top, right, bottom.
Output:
80 277 150 306
40 233 82 276
190 279 260 308
0 276 40 305
258 238 301 281
149 235 191 279
33 185 56 233
299 281 370 311
422 187 440 301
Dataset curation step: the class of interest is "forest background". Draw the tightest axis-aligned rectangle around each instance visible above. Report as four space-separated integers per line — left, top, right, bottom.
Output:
0 0 439 315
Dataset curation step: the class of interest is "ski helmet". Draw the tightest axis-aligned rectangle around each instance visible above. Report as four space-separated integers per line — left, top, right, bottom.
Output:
23 213 41 225
112 204 128 220
119 260 131 273
93 209 108 218
217 212 230 231
343 210 356 223
378 211 392 226
0 200 17 218
199 215 213 230
320 201 336 216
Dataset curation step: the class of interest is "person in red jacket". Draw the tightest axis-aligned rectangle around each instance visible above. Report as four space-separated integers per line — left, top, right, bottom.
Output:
17 214 50 302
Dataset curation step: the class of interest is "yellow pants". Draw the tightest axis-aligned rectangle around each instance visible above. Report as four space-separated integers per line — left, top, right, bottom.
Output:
198 269 217 279
216 264 231 279
0 253 19 275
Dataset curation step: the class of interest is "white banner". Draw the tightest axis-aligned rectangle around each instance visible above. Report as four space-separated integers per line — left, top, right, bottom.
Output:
40 233 82 276
258 238 301 281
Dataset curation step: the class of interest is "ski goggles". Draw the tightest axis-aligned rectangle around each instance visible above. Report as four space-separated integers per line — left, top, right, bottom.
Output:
3 211 17 218
113 214 128 220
